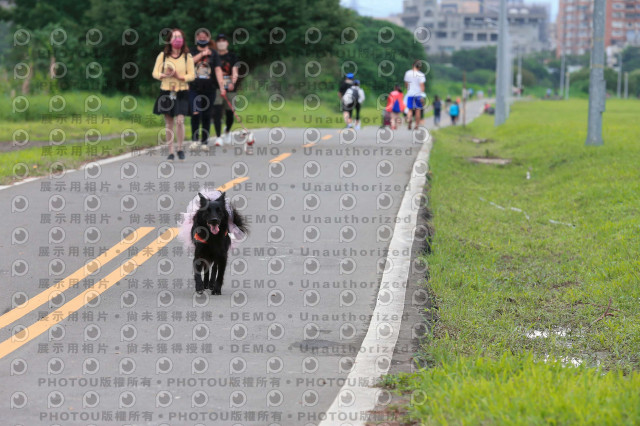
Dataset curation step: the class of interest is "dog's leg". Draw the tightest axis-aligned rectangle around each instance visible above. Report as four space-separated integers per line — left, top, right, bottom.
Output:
202 268 208 290
208 262 215 294
194 260 205 294
212 256 227 295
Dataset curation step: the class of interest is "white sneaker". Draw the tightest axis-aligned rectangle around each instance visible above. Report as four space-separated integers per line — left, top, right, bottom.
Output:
200 144 210 152
355 123 361 130
224 132 231 145
189 141 200 150
214 137 223 147
346 123 352 128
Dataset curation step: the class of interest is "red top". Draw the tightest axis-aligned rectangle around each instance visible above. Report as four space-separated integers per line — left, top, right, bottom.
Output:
385 90 405 113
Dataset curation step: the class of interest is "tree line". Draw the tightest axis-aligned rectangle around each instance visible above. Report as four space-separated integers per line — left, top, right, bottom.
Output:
0 0 427 99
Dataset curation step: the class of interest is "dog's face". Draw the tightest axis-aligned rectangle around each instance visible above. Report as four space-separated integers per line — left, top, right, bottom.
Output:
198 192 227 235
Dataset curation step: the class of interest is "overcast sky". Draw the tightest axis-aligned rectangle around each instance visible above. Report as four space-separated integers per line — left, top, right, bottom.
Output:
340 0 558 22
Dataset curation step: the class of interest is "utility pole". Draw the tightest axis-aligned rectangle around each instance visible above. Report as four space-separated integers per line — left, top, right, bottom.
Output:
616 51 622 98
624 72 629 99
585 0 605 146
559 0 567 97
494 0 508 126
517 46 522 98
559 53 566 97
505 29 511 118
462 71 467 127
564 71 570 100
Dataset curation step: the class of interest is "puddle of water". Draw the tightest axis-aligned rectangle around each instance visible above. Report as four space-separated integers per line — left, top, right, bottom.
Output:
525 328 570 339
543 355 583 367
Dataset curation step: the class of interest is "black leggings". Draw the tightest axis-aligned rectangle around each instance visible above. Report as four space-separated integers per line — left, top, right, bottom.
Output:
190 90 215 143
347 103 361 120
212 105 234 137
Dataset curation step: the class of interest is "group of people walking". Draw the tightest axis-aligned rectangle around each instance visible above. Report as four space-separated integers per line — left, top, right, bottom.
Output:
378 59 462 130
381 60 428 130
152 28 240 160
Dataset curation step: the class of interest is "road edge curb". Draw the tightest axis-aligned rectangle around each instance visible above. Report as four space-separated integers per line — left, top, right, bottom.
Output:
319 132 433 426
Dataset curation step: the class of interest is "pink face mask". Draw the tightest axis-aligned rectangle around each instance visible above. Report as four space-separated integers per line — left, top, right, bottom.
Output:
171 38 183 49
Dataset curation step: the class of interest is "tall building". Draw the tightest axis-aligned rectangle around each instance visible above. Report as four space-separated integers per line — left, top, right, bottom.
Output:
556 0 640 57
400 0 549 54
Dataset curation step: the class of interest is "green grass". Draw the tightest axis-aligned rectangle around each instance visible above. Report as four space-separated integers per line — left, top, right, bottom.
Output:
0 118 160 144
385 98 640 424
386 352 640 425
1 91 387 184
1 91 161 124
2 90 385 130
0 131 162 185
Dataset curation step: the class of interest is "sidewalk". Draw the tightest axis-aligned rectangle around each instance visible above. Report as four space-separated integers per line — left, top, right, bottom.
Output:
421 97 494 130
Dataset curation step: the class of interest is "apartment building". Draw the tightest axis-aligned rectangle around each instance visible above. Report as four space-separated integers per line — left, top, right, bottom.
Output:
400 0 549 54
556 0 640 57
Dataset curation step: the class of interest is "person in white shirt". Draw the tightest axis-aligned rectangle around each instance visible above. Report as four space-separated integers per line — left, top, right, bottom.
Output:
404 60 427 130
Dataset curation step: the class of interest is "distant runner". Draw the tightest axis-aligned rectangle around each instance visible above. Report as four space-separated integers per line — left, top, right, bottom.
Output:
404 60 426 130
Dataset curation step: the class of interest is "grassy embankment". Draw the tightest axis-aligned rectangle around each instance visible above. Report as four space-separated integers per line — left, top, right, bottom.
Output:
1 90 383 184
382 99 640 424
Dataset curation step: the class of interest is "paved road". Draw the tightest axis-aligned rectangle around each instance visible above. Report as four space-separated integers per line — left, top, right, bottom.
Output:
0 99 489 425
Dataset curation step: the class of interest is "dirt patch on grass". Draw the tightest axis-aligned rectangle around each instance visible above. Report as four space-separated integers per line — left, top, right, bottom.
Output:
470 137 493 144
469 156 512 165
551 280 580 290
366 397 417 426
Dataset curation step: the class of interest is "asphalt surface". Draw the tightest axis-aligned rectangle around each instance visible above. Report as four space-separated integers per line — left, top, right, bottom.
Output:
0 99 489 425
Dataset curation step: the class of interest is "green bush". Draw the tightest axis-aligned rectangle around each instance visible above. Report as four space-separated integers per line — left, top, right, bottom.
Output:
467 69 494 85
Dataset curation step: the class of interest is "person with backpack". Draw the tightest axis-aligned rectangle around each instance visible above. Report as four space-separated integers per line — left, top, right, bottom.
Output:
404 59 427 130
338 72 355 128
449 100 460 125
188 29 225 151
385 84 405 130
444 95 452 122
152 28 195 161
432 95 442 127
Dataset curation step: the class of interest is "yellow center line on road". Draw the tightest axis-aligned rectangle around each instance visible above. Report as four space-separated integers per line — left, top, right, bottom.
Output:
302 142 316 148
269 153 292 163
321 135 333 140
0 176 247 359
217 176 249 191
0 228 178 361
0 226 155 330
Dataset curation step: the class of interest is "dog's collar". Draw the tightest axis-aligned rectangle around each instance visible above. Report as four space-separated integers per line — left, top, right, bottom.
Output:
194 230 228 244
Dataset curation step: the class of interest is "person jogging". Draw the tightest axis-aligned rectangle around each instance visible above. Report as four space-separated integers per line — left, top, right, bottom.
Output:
404 59 426 130
152 28 195 161
211 33 236 146
188 29 225 151
338 72 355 128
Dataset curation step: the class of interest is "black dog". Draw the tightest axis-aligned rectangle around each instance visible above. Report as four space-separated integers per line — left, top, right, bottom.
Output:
191 192 248 295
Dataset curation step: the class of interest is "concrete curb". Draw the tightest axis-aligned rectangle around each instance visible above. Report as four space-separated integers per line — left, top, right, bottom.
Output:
319 132 433 426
